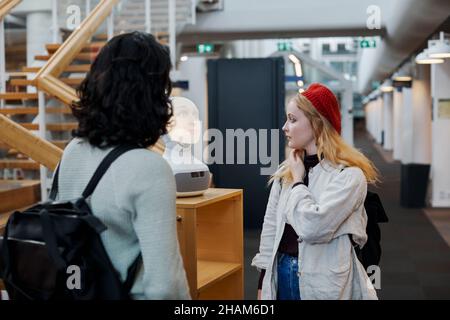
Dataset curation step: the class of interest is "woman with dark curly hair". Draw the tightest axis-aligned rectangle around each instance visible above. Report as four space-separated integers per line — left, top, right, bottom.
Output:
54 32 191 299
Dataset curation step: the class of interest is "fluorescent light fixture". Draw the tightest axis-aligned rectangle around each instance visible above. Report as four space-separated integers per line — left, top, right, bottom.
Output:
381 80 394 93
288 54 300 64
415 49 444 64
428 32 450 59
392 63 413 82
180 55 188 62
393 74 412 82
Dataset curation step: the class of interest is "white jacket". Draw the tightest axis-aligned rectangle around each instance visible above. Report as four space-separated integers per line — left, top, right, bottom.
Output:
251 160 378 300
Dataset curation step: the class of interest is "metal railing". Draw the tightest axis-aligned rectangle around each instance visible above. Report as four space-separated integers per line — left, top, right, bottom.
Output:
0 0 22 108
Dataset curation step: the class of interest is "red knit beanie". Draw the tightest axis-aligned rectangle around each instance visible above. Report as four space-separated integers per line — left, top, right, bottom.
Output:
301 83 341 134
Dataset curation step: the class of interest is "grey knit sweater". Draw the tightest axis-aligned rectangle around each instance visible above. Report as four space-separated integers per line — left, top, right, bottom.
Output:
55 138 191 299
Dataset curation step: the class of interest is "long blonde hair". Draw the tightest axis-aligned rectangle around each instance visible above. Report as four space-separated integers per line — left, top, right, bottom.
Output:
271 94 379 185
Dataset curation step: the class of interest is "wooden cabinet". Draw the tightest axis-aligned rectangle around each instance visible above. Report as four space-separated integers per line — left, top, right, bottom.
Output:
176 188 243 300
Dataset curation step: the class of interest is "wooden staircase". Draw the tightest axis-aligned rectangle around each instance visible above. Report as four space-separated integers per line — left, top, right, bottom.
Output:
0 34 108 175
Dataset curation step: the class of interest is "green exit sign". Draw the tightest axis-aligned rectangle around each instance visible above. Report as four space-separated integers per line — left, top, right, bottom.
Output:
277 41 293 52
360 39 377 48
197 43 214 53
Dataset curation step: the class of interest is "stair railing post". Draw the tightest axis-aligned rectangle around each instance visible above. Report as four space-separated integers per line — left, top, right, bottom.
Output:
0 18 6 109
38 90 48 201
169 0 176 68
51 0 58 43
145 0 151 33
191 0 196 25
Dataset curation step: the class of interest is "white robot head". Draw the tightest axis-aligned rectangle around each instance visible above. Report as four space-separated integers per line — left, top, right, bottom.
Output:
167 96 202 145
162 97 210 197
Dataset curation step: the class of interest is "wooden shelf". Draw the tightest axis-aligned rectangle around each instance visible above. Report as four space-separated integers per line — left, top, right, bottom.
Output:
197 260 241 293
176 188 243 300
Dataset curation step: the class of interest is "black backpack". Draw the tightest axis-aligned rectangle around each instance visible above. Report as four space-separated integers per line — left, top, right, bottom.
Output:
0 145 142 300
351 190 388 270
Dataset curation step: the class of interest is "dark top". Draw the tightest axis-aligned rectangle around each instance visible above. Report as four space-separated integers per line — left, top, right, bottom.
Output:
258 154 319 289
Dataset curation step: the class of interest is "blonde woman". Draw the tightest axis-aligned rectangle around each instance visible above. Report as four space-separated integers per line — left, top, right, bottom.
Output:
252 83 378 300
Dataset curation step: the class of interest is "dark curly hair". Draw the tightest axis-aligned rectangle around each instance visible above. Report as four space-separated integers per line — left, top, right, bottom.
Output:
71 31 173 148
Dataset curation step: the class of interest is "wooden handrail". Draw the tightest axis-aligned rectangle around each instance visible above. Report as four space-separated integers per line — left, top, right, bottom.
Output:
0 114 62 170
0 0 21 21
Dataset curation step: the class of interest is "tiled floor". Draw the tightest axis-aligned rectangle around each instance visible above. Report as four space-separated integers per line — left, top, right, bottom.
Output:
423 208 450 248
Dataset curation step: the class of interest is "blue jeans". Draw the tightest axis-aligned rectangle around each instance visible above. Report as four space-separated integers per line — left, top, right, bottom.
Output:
277 253 301 300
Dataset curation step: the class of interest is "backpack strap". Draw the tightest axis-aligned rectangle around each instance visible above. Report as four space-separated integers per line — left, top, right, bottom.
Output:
49 163 60 201
123 253 143 295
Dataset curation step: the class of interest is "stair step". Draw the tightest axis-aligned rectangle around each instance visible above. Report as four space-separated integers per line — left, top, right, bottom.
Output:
10 77 84 87
0 160 40 170
61 77 84 85
20 122 78 131
0 93 38 100
0 107 71 115
8 79 37 86
23 64 91 73
46 41 106 54
35 52 98 62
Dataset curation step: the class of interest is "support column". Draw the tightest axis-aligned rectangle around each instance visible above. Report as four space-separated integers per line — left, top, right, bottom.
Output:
400 64 432 208
392 87 403 160
431 60 450 207
401 87 414 164
341 82 354 146
382 91 393 150
26 11 53 67
411 64 432 164
375 96 383 144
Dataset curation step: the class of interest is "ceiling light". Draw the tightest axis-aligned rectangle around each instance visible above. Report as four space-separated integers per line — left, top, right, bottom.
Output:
393 74 412 82
380 80 394 93
415 49 444 64
428 32 450 59
180 55 188 62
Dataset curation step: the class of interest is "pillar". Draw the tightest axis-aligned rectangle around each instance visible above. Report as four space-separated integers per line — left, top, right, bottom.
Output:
26 11 53 67
392 87 403 160
382 91 393 150
431 59 450 207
